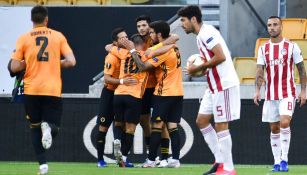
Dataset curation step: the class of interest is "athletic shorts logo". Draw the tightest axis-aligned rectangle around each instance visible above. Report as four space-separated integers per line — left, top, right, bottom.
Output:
100 117 106 123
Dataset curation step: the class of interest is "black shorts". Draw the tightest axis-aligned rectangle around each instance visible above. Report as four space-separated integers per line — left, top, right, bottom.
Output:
24 95 62 126
96 88 115 127
152 95 183 123
113 95 142 124
141 88 155 115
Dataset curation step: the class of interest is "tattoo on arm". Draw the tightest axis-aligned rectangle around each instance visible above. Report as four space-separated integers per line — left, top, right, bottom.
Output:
255 65 265 90
297 61 306 90
131 52 147 71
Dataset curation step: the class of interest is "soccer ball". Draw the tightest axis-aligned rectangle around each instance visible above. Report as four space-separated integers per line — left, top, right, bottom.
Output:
186 54 205 77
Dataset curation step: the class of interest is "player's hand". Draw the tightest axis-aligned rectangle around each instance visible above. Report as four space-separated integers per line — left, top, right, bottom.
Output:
145 49 152 57
297 90 306 107
120 38 135 51
253 91 261 106
105 44 114 52
123 77 138 86
185 64 202 75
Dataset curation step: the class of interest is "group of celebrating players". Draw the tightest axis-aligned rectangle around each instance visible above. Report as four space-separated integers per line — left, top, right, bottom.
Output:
7 4 306 175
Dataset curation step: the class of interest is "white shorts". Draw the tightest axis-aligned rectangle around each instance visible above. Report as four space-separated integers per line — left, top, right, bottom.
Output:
262 97 296 123
198 85 241 123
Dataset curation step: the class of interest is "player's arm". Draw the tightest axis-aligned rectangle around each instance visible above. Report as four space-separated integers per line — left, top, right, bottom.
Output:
130 51 154 72
61 52 76 68
201 44 226 69
147 44 175 58
8 59 26 75
254 47 266 106
161 34 179 45
104 74 137 86
296 62 306 107
186 44 225 75
60 34 76 68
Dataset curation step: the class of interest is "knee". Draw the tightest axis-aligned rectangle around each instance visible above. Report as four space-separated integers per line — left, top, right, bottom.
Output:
280 120 290 128
196 117 210 129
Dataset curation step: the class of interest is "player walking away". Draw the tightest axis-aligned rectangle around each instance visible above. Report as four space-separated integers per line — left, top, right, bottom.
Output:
122 20 183 168
136 15 170 167
96 28 137 168
8 6 76 175
254 16 306 172
178 5 240 175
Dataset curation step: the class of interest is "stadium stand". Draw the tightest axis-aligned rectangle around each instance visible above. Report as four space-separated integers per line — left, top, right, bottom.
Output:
281 18 307 39
72 0 102 5
233 57 257 84
0 0 10 5
254 38 269 57
46 0 72 5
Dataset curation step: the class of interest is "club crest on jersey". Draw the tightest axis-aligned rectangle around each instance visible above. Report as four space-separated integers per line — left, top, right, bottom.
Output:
281 48 287 56
265 51 269 55
106 63 112 69
153 57 159 62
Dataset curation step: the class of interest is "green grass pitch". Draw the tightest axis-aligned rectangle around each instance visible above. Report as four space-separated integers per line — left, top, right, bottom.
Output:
0 162 307 175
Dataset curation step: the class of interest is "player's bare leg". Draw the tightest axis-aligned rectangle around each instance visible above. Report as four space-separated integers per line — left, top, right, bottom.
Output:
270 122 281 172
197 114 223 175
279 115 292 172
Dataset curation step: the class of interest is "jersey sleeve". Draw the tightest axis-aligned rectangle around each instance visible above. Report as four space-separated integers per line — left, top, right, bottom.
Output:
147 51 169 67
257 46 265 65
11 35 25 61
199 26 219 50
110 46 129 60
293 43 303 64
104 54 118 76
60 33 73 55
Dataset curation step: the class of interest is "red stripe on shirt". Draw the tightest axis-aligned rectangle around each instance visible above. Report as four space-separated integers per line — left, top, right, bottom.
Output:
273 44 279 100
265 43 271 100
282 42 289 98
203 41 223 92
289 54 295 97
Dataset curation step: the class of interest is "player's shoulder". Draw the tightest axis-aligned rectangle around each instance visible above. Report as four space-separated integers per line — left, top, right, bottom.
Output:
47 27 66 39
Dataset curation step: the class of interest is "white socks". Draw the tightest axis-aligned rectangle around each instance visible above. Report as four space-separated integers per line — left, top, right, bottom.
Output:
270 132 281 164
280 127 291 162
217 130 234 171
200 124 223 163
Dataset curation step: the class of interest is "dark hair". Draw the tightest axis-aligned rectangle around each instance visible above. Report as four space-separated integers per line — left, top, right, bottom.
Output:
177 5 202 23
31 5 48 24
130 34 144 45
268 16 282 22
135 15 151 24
111 27 125 41
149 20 170 39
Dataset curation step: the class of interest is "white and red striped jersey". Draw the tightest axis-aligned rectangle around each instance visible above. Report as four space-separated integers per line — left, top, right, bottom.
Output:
196 24 239 93
257 38 303 100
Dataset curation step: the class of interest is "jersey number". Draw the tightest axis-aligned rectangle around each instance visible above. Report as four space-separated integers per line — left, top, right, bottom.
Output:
36 37 49 61
216 106 223 116
124 57 139 74
288 102 292 111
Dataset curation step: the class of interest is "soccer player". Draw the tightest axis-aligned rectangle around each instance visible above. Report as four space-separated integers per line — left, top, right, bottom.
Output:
106 29 150 167
8 6 76 175
178 5 240 175
254 16 306 172
122 20 183 168
136 15 170 166
96 28 138 168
